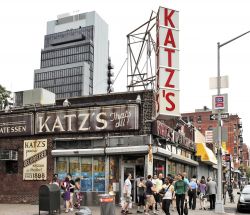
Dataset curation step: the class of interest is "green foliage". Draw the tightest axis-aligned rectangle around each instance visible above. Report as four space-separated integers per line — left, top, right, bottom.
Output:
0 84 11 110
246 167 250 179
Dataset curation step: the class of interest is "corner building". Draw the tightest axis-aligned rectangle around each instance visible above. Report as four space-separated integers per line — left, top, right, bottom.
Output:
0 91 197 205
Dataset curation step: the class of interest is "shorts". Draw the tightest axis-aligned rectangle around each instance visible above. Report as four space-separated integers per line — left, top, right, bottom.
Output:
146 195 156 206
123 194 132 203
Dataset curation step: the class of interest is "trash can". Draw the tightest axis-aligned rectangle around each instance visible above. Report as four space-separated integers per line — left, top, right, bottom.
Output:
99 194 115 215
39 184 61 215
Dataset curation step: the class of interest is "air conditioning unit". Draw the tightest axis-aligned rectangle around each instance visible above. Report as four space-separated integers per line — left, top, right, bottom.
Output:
0 150 18 161
14 88 55 107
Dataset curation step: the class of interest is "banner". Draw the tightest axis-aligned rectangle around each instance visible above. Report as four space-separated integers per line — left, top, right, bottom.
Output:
23 139 47 180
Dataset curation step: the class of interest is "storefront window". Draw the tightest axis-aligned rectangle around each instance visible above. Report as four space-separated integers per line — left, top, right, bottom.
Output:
153 159 165 176
93 157 105 192
69 157 81 178
56 157 67 180
168 161 176 176
81 157 92 192
109 156 119 192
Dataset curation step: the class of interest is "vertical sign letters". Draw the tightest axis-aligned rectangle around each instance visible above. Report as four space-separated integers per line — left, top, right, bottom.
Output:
156 7 180 119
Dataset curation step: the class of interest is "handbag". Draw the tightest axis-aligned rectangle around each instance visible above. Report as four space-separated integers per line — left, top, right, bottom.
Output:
61 192 65 199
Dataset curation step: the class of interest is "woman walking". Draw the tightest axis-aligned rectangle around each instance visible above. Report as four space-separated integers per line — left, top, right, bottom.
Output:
162 178 175 215
198 178 207 210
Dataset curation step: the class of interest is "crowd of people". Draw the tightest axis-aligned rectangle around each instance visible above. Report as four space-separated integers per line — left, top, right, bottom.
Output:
50 173 82 213
121 172 218 215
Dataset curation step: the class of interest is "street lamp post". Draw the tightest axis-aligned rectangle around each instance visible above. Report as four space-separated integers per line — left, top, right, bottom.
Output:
215 30 250 213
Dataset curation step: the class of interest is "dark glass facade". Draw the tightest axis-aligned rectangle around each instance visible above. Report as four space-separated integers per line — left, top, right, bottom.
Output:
34 26 94 99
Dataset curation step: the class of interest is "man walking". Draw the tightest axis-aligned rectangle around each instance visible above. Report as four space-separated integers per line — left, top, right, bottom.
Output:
174 173 188 215
206 177 217 210
121 173 132 214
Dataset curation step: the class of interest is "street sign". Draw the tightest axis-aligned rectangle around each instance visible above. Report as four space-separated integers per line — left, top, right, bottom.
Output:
212 94 228 113
210 113 229 120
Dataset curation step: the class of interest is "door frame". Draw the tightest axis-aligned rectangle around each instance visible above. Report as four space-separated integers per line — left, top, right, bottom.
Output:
121 164 136 202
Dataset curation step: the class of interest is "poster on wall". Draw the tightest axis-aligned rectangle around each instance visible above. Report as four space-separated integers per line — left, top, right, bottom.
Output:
23 139 47 180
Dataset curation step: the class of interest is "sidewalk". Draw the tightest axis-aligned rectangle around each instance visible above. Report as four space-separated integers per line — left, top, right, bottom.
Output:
0 189 239 215
0 203 237 215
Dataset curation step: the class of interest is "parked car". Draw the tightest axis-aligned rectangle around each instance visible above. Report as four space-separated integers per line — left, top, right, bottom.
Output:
237 185 250 212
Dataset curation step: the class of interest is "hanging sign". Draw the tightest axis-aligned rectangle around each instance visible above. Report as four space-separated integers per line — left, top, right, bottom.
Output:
156 6 180 119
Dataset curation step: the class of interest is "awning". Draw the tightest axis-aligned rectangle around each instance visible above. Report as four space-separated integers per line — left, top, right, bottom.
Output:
196 142 217 165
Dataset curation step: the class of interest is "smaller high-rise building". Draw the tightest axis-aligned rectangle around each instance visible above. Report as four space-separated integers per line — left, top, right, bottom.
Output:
34 11 109 99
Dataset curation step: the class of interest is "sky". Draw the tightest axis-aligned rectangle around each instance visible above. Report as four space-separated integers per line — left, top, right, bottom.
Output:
0 0 250 146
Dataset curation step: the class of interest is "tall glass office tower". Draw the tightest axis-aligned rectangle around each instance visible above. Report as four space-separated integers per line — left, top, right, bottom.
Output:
34 11 109 99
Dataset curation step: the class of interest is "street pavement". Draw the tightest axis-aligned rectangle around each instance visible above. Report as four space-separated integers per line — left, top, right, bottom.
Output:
0 189 248 215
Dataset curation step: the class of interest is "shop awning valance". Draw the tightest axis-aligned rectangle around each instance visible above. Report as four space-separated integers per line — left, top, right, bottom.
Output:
196 142 217 165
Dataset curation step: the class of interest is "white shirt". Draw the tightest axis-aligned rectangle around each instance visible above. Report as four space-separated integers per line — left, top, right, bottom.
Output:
163 184 174 200
124 178 132 195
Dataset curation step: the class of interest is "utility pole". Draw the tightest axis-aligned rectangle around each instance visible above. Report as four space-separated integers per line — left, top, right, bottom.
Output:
215 30 250 213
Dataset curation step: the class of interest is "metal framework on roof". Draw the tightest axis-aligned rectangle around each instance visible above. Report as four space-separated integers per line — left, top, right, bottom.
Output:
127 11 157 91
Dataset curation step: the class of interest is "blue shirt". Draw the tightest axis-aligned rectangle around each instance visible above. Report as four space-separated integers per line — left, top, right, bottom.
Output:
189 181 197 189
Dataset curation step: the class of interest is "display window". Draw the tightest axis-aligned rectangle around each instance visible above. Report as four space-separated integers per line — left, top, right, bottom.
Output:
153 159 165 176
80 157 92 192
109 156 119 192
93 157 105 192
56 157 67 180
69 157 81 178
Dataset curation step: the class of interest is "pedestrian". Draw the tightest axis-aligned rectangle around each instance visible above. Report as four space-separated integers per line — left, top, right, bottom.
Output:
162 177 174 215
188 176 197 210
67 173 75 212
137 177 146 213
121 173 132 214
74 177 82 209
206 177 217 210
174 173 188 215
155 173 164 211
145 175 157 215
61 176 71 213
198 178 207 210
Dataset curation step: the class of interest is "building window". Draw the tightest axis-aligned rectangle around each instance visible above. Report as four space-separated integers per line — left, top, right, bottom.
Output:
197 115 202 123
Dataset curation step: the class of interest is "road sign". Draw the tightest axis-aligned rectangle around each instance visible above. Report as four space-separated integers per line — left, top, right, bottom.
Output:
212 94 228 113
210 113 229 120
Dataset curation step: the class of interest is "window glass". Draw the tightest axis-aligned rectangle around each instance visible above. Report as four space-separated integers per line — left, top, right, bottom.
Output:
6 161 18 174
93 157 105 192
81 157 92 191
56 157 67 180
69 157 81 178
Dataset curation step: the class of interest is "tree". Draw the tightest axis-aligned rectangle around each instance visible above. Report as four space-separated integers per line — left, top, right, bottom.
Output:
0 84 11 110
246 167 250 180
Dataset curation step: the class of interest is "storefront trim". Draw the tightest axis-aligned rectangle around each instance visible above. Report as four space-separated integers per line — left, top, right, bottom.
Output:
170 154 199 166
106 145 148 154
51 148 104 156
152 146 171 157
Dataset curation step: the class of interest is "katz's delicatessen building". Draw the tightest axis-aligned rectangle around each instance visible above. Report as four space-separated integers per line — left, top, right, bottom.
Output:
0 90 197 205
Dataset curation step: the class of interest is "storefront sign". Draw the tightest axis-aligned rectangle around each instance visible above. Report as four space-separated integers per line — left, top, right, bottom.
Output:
0 113 33 137
152 121 194 149
155 6 180 119
35 104 139 134
23 139 47 180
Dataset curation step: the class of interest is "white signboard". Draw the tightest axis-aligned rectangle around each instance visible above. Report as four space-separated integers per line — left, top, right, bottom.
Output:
23 139 47 180
156 6 180 119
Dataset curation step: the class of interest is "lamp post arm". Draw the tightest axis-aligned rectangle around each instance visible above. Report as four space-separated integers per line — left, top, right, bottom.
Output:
219 30 250 48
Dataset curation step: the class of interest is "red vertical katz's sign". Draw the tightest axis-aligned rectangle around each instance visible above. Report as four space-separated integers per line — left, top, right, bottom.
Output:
155 7 180 119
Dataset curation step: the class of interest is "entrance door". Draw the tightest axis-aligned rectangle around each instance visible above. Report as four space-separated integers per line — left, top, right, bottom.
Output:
122 165 136 201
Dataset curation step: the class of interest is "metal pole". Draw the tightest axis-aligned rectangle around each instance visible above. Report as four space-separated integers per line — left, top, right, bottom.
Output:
215 42 224 213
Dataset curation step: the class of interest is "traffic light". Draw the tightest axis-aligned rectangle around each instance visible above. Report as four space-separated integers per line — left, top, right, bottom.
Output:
107 57 114 93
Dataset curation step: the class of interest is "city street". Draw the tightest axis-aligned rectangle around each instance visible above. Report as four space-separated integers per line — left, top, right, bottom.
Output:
0 190 249 215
